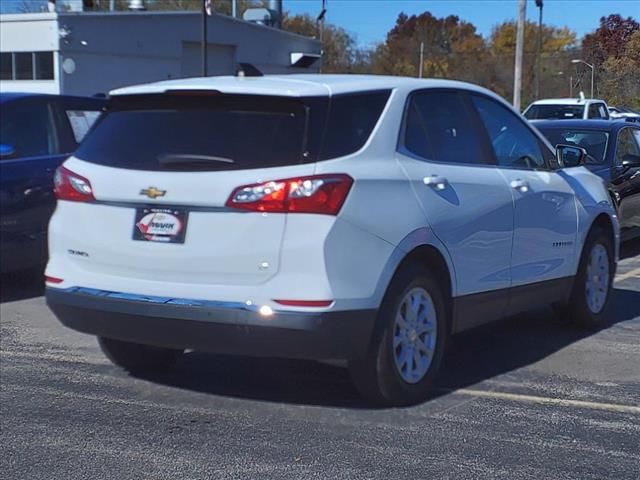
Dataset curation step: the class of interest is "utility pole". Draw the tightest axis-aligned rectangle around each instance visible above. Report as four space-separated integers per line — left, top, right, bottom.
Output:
535 0 543 99
419 41 424 78
513 0 526 111
201 0 208 76
317 0 327 73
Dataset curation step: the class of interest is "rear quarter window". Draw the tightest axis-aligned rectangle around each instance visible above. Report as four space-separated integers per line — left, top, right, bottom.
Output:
65 110 102 143
319 91 390 160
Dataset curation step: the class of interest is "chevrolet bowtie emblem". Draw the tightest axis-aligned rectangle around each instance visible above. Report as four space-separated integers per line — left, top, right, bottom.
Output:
140 187 166 199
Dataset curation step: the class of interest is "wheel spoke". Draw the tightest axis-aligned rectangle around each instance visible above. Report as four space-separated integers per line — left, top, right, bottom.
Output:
416 322 434 335
399 346 411 368
396 312 408 330
413 349 422 371
416 338 433 356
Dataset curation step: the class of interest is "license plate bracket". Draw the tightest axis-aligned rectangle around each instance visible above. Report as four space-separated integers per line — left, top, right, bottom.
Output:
132 207 188 244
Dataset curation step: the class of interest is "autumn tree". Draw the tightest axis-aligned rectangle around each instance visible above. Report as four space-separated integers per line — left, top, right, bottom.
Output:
487 21 576 104
599 30 640 109
147 0 266 14
370 12 486 81
282 13 364 73
582 14 640 68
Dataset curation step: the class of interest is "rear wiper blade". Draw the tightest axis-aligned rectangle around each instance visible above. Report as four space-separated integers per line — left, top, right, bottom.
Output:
158 154 235 165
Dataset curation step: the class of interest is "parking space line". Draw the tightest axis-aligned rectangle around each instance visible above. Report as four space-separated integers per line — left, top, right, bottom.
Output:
447 388 640 414
615 267 640 282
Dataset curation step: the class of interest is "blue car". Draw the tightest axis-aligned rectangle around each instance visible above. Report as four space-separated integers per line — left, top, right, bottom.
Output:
0 93 105 273
534 119 640 240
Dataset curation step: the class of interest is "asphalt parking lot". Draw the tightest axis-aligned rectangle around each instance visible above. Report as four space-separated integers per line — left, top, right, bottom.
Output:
1 240 639 480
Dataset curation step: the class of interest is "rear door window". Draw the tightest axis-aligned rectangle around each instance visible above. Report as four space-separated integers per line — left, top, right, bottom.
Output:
401 90 490 165
524 104 584 120
0 98 59 159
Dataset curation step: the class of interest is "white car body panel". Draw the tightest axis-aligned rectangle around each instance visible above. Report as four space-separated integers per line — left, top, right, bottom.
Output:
498 168 579 286
399 154 514 296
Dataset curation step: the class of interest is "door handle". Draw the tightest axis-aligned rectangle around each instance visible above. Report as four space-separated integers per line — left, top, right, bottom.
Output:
510 179 530 193
423 175 449 191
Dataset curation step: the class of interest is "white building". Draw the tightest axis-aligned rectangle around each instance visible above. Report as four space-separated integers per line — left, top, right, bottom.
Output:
0 10 320 96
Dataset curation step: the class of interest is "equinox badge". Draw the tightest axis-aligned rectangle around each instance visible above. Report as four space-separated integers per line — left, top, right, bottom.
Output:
140 187 166 199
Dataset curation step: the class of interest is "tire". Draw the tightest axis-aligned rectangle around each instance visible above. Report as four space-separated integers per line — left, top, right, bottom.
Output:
98 337 183 375
566 226 615 329
349 265 448 406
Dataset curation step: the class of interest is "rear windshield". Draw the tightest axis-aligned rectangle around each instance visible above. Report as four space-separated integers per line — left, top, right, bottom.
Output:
75 91 390 171
538 127 609 164
524 104 584 120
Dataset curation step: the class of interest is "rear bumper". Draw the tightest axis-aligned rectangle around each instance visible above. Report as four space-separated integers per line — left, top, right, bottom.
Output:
46 287 376 360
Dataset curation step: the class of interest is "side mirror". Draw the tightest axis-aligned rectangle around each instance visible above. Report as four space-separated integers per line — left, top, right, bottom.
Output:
556 144 587 168
621 154 640 168
0 143 16 159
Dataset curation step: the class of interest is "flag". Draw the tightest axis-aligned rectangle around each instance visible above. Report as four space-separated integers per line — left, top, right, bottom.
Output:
205 0 213 16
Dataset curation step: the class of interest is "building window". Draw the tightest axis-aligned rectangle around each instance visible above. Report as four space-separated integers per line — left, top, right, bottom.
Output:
14 52 33 80
0 52 54 80
35 52 54 80
0 53 11 80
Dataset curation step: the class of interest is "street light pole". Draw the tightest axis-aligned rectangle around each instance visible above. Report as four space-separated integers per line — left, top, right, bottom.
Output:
569 75 573 97
535 0 543 99
571 59 594 98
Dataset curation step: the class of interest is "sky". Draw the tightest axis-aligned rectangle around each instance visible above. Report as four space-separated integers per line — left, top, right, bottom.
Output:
1 0 638 44
286 0 640 47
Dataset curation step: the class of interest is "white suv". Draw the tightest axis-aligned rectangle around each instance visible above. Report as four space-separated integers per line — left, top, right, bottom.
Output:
523 97 610 120
46 75 619 405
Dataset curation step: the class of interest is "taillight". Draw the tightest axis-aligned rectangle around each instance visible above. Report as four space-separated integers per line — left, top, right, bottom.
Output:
226 174 353 215
53 166 95 202
45 275 64 284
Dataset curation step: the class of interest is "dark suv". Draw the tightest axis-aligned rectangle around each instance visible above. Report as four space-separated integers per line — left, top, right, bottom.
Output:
0 93 105 273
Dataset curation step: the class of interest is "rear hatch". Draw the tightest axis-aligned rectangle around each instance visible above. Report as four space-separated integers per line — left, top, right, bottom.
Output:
58 92 327 286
